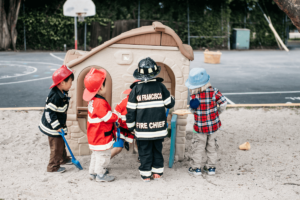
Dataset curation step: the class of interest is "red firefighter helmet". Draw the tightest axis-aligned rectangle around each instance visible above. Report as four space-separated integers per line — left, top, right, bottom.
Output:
50 65 73 89
122 80 140 95
83 68 107 101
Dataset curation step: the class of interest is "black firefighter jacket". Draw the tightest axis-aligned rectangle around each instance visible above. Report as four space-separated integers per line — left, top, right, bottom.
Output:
126 78 175 140
39 87 70 137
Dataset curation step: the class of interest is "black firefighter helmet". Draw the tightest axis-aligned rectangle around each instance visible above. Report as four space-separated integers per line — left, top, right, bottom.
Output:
133 57 161 81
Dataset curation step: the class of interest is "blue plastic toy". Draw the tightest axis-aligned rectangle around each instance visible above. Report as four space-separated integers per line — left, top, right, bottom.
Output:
169 114 177 168
166 108 169 127
59 129 83 170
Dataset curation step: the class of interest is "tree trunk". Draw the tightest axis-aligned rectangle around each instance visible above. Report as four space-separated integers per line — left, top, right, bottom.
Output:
0 0 21 51
273 0 300 32
0 0 11 50
7 0 21 51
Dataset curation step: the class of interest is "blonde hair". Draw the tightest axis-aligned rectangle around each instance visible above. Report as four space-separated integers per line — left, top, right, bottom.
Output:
189 82 211 95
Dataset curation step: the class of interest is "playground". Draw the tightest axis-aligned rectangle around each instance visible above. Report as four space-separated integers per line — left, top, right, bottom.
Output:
0 0 300 198
1 49 300 107
0 108 299 199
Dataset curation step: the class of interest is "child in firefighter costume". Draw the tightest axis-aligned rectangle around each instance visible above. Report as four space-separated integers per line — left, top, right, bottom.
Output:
186 68 227 176
126 57 175 182
39 65 74 173
111 87 137 158
83 68 119 182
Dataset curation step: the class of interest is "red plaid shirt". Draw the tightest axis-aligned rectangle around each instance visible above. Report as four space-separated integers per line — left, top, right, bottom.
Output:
191 87 227 134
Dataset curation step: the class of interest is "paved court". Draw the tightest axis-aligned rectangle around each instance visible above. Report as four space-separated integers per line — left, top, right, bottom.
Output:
0 50 299 107
191 50 300 104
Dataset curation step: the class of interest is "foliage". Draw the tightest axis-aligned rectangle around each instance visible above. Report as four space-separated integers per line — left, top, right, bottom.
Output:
16 8 112 50
15 0 296 50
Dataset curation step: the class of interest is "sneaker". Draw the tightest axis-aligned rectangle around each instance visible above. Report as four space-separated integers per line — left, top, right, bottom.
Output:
90 169 108 180
89 174 97 180
188 167 201 175
124 142 130 151
96 174 115 182
54 167 66 173
203 166 216 175
142 178 151 182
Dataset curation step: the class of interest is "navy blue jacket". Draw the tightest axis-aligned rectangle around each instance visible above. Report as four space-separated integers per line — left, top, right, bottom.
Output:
39 87 70 137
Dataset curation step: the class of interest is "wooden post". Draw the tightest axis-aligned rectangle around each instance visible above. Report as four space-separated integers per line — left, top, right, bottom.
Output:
257 3 289 52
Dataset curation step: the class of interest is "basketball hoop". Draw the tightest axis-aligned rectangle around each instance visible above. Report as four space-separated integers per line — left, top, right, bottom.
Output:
76 12 87 22
63 0 95 49
63 0 95 18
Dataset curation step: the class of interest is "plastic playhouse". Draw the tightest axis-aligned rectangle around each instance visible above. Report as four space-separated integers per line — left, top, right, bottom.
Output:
63 21 194 163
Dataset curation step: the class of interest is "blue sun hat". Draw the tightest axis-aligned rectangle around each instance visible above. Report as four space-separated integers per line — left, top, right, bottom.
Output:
185 68 210 89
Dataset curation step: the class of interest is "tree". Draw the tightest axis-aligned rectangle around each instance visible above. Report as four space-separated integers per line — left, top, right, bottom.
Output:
0 0 21 50
273 0 300 32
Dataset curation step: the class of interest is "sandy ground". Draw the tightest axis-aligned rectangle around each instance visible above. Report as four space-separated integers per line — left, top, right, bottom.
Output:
0 108 300 200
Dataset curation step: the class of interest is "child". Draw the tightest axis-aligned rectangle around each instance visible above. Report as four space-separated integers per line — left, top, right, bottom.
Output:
39 65 74 173
83 68 119 182
111 86 137 158
185 68 227 176
126 57 175 182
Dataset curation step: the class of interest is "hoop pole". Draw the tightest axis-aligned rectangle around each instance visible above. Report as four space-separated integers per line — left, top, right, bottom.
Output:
74 16 78 49
138 0 140 27
23 2 26 51
84 22 87 51
187 2 190 45
227 20 230 50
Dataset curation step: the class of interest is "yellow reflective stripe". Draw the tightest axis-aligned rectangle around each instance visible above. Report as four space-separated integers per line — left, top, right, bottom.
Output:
102 111 112 122
139 170 152 177
163 96 171 105
126 121 135 128
51 120 60 129
127 102 137 109
152 167 164 173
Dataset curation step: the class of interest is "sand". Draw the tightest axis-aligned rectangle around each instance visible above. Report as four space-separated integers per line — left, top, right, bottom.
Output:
0 108 300 200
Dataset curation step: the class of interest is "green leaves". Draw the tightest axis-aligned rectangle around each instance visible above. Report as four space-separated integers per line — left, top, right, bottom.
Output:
15 0 292 50
16 6 111 50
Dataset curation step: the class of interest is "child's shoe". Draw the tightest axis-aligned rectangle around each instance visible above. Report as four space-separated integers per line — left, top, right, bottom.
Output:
104 168 109 175
96 174 115 182
54 167 66 173
64 159 73 165
188 167 201 175
89 174 97 180
203 166 216 175
142 178 151 182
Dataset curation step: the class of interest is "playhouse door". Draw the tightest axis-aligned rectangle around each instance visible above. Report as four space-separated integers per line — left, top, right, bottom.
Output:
76 66 112 133
156 63 175 96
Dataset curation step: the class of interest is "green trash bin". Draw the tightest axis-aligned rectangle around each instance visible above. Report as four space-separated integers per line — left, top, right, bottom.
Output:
232 28 250 50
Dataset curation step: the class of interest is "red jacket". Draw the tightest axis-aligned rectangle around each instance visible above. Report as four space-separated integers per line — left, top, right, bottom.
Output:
114 95 134 143
87 95 119 151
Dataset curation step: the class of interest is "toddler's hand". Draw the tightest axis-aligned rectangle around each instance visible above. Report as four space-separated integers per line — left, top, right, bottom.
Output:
56 129 62 133
115 122 120 128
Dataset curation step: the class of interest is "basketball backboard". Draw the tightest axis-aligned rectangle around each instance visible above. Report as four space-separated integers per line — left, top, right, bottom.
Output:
63 0 95 21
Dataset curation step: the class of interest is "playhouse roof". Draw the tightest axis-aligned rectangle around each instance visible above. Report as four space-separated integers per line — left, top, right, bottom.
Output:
66 22 194 68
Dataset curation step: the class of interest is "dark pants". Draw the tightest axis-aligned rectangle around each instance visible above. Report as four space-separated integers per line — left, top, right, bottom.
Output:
47 136 70 172
137 139 164 179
